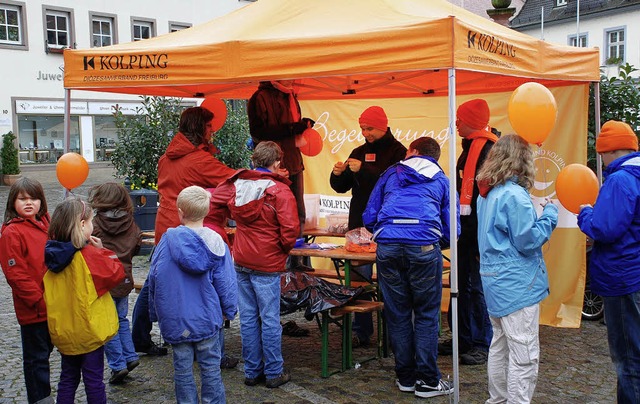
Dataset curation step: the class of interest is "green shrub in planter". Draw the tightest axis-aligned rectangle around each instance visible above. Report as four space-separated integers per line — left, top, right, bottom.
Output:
1 131 20 175
213 100 252 169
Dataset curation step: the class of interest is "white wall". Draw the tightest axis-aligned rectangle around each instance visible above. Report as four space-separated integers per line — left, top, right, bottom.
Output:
0 0 251 135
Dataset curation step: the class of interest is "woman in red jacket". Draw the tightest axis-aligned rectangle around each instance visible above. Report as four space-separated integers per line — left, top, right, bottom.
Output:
0 178 53 404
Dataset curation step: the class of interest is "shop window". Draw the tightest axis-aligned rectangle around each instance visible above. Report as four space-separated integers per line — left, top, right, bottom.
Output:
17 115 80 164
0 1 27 50
90 13 116 47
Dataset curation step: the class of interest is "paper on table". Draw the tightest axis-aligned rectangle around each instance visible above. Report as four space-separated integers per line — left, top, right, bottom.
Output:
317 243 340 249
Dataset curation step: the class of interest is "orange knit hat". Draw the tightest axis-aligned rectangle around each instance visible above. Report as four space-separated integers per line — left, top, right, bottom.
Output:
359 106 388 132
595 120 639 153
457 99 490 130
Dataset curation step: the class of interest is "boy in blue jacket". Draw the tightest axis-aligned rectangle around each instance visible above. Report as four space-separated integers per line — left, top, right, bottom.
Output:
578 120 640 404
149 186 237 404
363 137 459 399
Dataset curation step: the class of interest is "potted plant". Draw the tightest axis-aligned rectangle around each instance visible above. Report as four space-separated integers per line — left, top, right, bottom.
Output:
1 131 21 186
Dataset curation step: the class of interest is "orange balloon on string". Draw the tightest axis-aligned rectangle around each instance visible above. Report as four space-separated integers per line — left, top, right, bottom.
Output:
299 128 323 157
56 153 89 190
508 82 557 145
200 98 228 132
555 164 599 214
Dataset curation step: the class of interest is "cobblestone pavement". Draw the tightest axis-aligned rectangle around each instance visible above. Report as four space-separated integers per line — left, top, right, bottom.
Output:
0 164 618 403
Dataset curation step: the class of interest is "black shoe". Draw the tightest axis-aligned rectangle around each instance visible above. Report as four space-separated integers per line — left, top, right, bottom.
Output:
414 379 454 398
266 371 291 388
460 347 488 365
220 355 239 369
244 373 266 386
109 368 129 384
126 359 140 372
136 342 168 356
438 339 453 356
352 335 370 349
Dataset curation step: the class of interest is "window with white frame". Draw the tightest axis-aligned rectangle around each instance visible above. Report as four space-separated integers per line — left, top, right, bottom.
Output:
45 9 70 47
132 18 154 41
0 2 25 47
169 21 191 32
557 0 567 6
605 28 625 64
90 13 116 47
568 34 587 48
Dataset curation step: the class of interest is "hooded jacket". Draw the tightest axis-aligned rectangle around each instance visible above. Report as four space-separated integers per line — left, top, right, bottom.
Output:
92 210 141 298
248 81 304 175
0 215 50 325
363 155 459 246
330 130 407 230
210 169 299 273
148 226 237 344
578 152 640 297
155 132 236 243
477 179 558 317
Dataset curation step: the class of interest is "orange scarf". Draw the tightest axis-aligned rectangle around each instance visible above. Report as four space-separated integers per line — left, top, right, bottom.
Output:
460 129 498 215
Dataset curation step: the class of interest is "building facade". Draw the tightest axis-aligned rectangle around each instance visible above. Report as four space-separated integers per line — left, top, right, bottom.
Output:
510 0 640 78
1 0 250 165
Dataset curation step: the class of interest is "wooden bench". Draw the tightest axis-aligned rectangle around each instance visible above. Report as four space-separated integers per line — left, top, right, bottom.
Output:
319 299 386 377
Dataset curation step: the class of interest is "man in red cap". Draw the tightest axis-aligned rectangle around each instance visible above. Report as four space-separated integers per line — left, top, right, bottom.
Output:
439 98 498 365
330 105 406 348
578 120 640 403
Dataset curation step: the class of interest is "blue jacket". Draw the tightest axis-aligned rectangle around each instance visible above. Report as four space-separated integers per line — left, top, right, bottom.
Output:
363 155 459 246
148 226 237 344
477 179 558 317
578 152 640 297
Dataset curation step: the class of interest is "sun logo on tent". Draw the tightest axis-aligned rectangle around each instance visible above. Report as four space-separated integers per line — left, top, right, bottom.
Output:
532 154 564 199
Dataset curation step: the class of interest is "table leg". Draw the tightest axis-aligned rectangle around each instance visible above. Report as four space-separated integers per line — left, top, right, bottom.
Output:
343 313 353 370
321 311 329 378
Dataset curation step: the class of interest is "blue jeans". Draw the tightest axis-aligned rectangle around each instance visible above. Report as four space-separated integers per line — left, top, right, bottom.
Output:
447 246 492 352
105 296 139 371
603 291 640 404
352 263 374 342
236 265 284 379
57 346 106 404
377 243 442 387
132 278 153 350
20 321 53 403
172 336 224 404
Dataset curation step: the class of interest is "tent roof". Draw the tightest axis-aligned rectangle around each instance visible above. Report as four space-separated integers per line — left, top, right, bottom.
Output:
63 0 600 100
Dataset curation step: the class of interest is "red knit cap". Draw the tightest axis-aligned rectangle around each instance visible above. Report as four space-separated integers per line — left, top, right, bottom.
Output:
359 106 388 132
457 99 490 130
596 120 639 153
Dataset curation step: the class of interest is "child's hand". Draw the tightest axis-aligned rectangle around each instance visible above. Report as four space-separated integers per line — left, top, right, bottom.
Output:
540 198 553 208
88 235 103 249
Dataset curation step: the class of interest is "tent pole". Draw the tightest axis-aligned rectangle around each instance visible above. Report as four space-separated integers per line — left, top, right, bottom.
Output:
594 82 602 183
447 67 459 404
64 88 71 154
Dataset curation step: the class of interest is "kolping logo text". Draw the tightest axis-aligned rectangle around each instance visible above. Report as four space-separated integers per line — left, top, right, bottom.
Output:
83 54 169 71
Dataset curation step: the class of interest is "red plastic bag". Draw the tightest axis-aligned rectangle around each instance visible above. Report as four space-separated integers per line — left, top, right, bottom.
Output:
344 227 376 253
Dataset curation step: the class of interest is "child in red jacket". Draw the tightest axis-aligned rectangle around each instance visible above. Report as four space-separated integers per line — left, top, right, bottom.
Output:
0 178 53 404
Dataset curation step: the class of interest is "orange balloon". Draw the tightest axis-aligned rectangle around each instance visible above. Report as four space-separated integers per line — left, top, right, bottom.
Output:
200 98 228 132
508 82 558 145
555 164 599 214
56 153 89 190
299 128 323 157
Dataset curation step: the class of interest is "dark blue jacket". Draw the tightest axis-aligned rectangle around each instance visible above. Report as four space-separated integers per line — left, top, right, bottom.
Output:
578 152 640 297
363 155 460 246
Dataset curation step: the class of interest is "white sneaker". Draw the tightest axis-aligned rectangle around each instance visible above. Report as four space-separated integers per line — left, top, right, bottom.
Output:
395 379 415 392
414 379 454 398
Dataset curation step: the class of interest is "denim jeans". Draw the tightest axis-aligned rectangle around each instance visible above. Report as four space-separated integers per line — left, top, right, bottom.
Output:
172 336 224 404
132 277 153 350
377 243 442 387
351 263 374 342
447 246 492 352
236 265 284 379
105 296 139 371
57 346 106 404
603 291 640 404
20 321 53 403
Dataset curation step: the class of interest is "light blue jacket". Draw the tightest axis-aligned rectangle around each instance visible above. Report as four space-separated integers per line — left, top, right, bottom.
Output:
578 152 640 297
149 226 237 344
477 179 558 317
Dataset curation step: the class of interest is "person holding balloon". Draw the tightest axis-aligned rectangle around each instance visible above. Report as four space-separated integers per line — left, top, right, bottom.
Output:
132 106 237 356
475 134 558 404
330 105 407 348
577 120 640 404
440 99 497 366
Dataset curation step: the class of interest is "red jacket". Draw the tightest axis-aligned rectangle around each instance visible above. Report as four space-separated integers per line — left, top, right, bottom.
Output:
210 169 299 273
155 132 237 243
0 216 51 325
